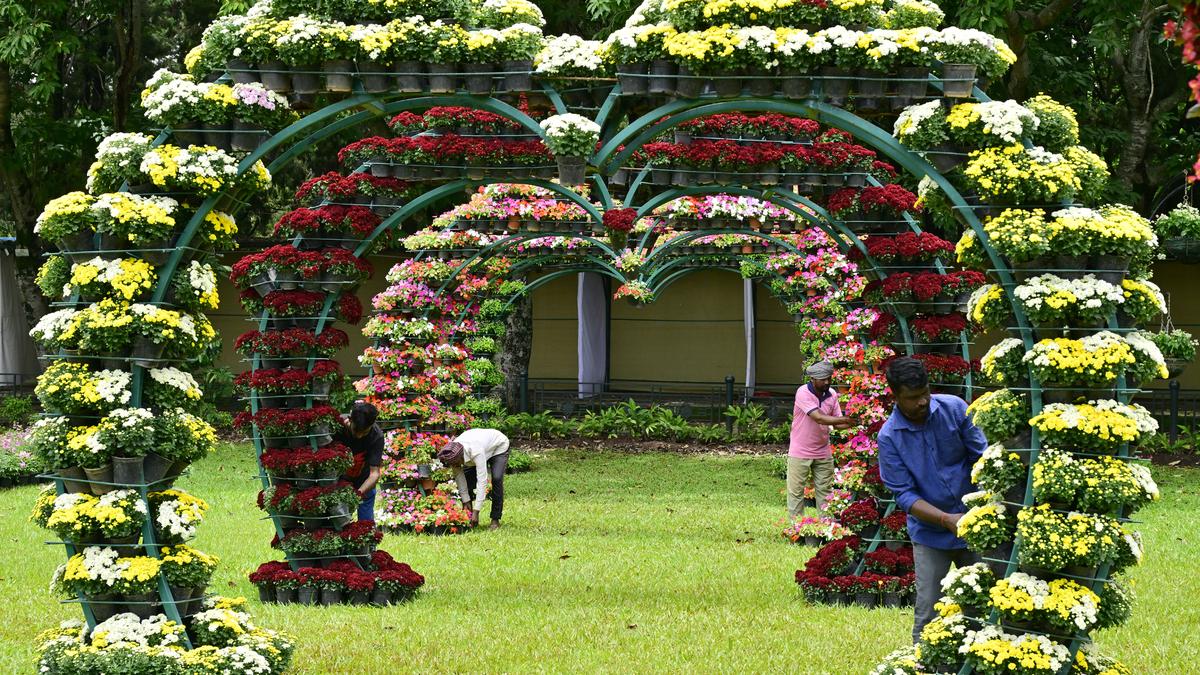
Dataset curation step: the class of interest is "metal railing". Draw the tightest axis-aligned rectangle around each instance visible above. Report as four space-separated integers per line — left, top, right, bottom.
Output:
516 374 798 425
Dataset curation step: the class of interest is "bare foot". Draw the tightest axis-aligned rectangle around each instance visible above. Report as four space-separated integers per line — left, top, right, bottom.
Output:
489 520 501 530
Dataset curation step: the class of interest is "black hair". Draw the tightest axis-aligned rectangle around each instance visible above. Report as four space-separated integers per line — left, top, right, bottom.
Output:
349 401 379 433
885 357 929 393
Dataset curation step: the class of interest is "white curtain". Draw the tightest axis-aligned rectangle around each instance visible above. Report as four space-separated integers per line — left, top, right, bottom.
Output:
0 249 39 387
743 279 756 399
577 272 607 398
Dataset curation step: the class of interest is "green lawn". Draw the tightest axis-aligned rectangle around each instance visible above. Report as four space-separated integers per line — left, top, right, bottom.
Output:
1 444 1197 673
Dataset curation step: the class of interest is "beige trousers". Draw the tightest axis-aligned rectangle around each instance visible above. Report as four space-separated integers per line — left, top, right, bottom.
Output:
786 456 836 518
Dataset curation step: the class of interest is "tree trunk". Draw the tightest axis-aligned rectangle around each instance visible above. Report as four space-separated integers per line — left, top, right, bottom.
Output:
499 292 533 411
1002 0 1075 101
1111 0 1184 197
0 64 48 330
113 0 145 132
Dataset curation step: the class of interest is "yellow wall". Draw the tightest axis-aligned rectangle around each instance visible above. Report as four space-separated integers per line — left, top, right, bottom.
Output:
608 269 749 385
528 272 577 381
1145 261 1200 391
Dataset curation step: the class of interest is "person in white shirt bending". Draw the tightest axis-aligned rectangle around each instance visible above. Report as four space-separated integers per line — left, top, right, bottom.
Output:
437 429 511 529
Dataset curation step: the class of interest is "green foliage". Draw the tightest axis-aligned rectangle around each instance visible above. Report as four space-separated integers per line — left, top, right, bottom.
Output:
506 449 533 473
494 401 789 445
769 454 787 479
459 395 507 419
35 255 69 299
495 411 574 439
0 395 34 428
1151 329 1198 361
1138 424 1200 455
724 404 789 444
1153 204 1200 238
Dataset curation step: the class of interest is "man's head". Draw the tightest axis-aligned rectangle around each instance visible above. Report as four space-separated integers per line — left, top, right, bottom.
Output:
806 360 835 395
348 401 379 438
437 441 465 467
885 357 931 424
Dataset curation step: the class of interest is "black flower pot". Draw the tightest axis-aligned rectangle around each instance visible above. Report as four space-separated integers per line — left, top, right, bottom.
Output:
323 60 355 93
503 59 533 92
854 69 887 111
647 59 676 95
260 60 291 93
939 63 977 98
464 63 495 95
674 66 704 98
853 592 878 609
297 587 318 605
781 71 812 99
819 66 852 106
393 61 425 93
713 74 742 97
291 66 321 94
616 62 648 95
226 58 256 84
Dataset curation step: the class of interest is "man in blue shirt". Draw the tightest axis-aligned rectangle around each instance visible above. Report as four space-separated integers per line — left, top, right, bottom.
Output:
877 357 987 643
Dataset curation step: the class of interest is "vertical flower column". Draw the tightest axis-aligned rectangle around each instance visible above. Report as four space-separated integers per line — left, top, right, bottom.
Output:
361 254 515 534
236 160 429 606
875 97 1158 673
28 125 294 670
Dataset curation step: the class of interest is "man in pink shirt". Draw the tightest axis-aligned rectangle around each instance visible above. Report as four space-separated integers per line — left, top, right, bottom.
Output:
787 360 856 518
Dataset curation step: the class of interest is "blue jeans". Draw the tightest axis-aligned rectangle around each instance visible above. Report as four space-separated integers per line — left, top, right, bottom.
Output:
357 488 376 521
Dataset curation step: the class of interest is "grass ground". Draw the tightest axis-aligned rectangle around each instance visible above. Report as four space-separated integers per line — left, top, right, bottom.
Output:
0 443 1196 674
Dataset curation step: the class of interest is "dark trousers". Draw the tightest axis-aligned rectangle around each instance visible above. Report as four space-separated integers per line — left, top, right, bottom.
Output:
913 544 979 643
357 488 376 521
463 452 509 521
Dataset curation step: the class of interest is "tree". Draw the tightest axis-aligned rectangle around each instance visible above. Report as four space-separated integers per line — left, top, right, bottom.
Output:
943 0 1198 209
0 0 220 326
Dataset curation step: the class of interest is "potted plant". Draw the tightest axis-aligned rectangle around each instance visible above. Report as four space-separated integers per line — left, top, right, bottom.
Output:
1022 332 1134 391
428 23 468 93
344 571 376 605
928 29 993 97
249 561 288 603
535 34 609 93
851 574 880 609
966 389 1028 447
1151 329 1197 378
878 511 909 550
498 24 542 92
94 408 157 485
91 191 179 259
38 192 99 257
296 568 321 605
956 498 1013 555
1154 202 1200 262
539 113 598 185
160 544 218 613
774 28 816 98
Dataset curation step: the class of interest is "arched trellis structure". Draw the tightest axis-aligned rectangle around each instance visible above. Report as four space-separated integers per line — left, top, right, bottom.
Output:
152 84 1004 530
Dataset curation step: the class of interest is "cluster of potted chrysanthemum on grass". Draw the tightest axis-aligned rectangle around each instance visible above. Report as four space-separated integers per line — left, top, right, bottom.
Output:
872 91 1160 675
250 551 425 606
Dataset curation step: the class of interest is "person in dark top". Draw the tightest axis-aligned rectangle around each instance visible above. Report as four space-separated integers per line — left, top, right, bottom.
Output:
335 401 385 521
877 357 987 643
